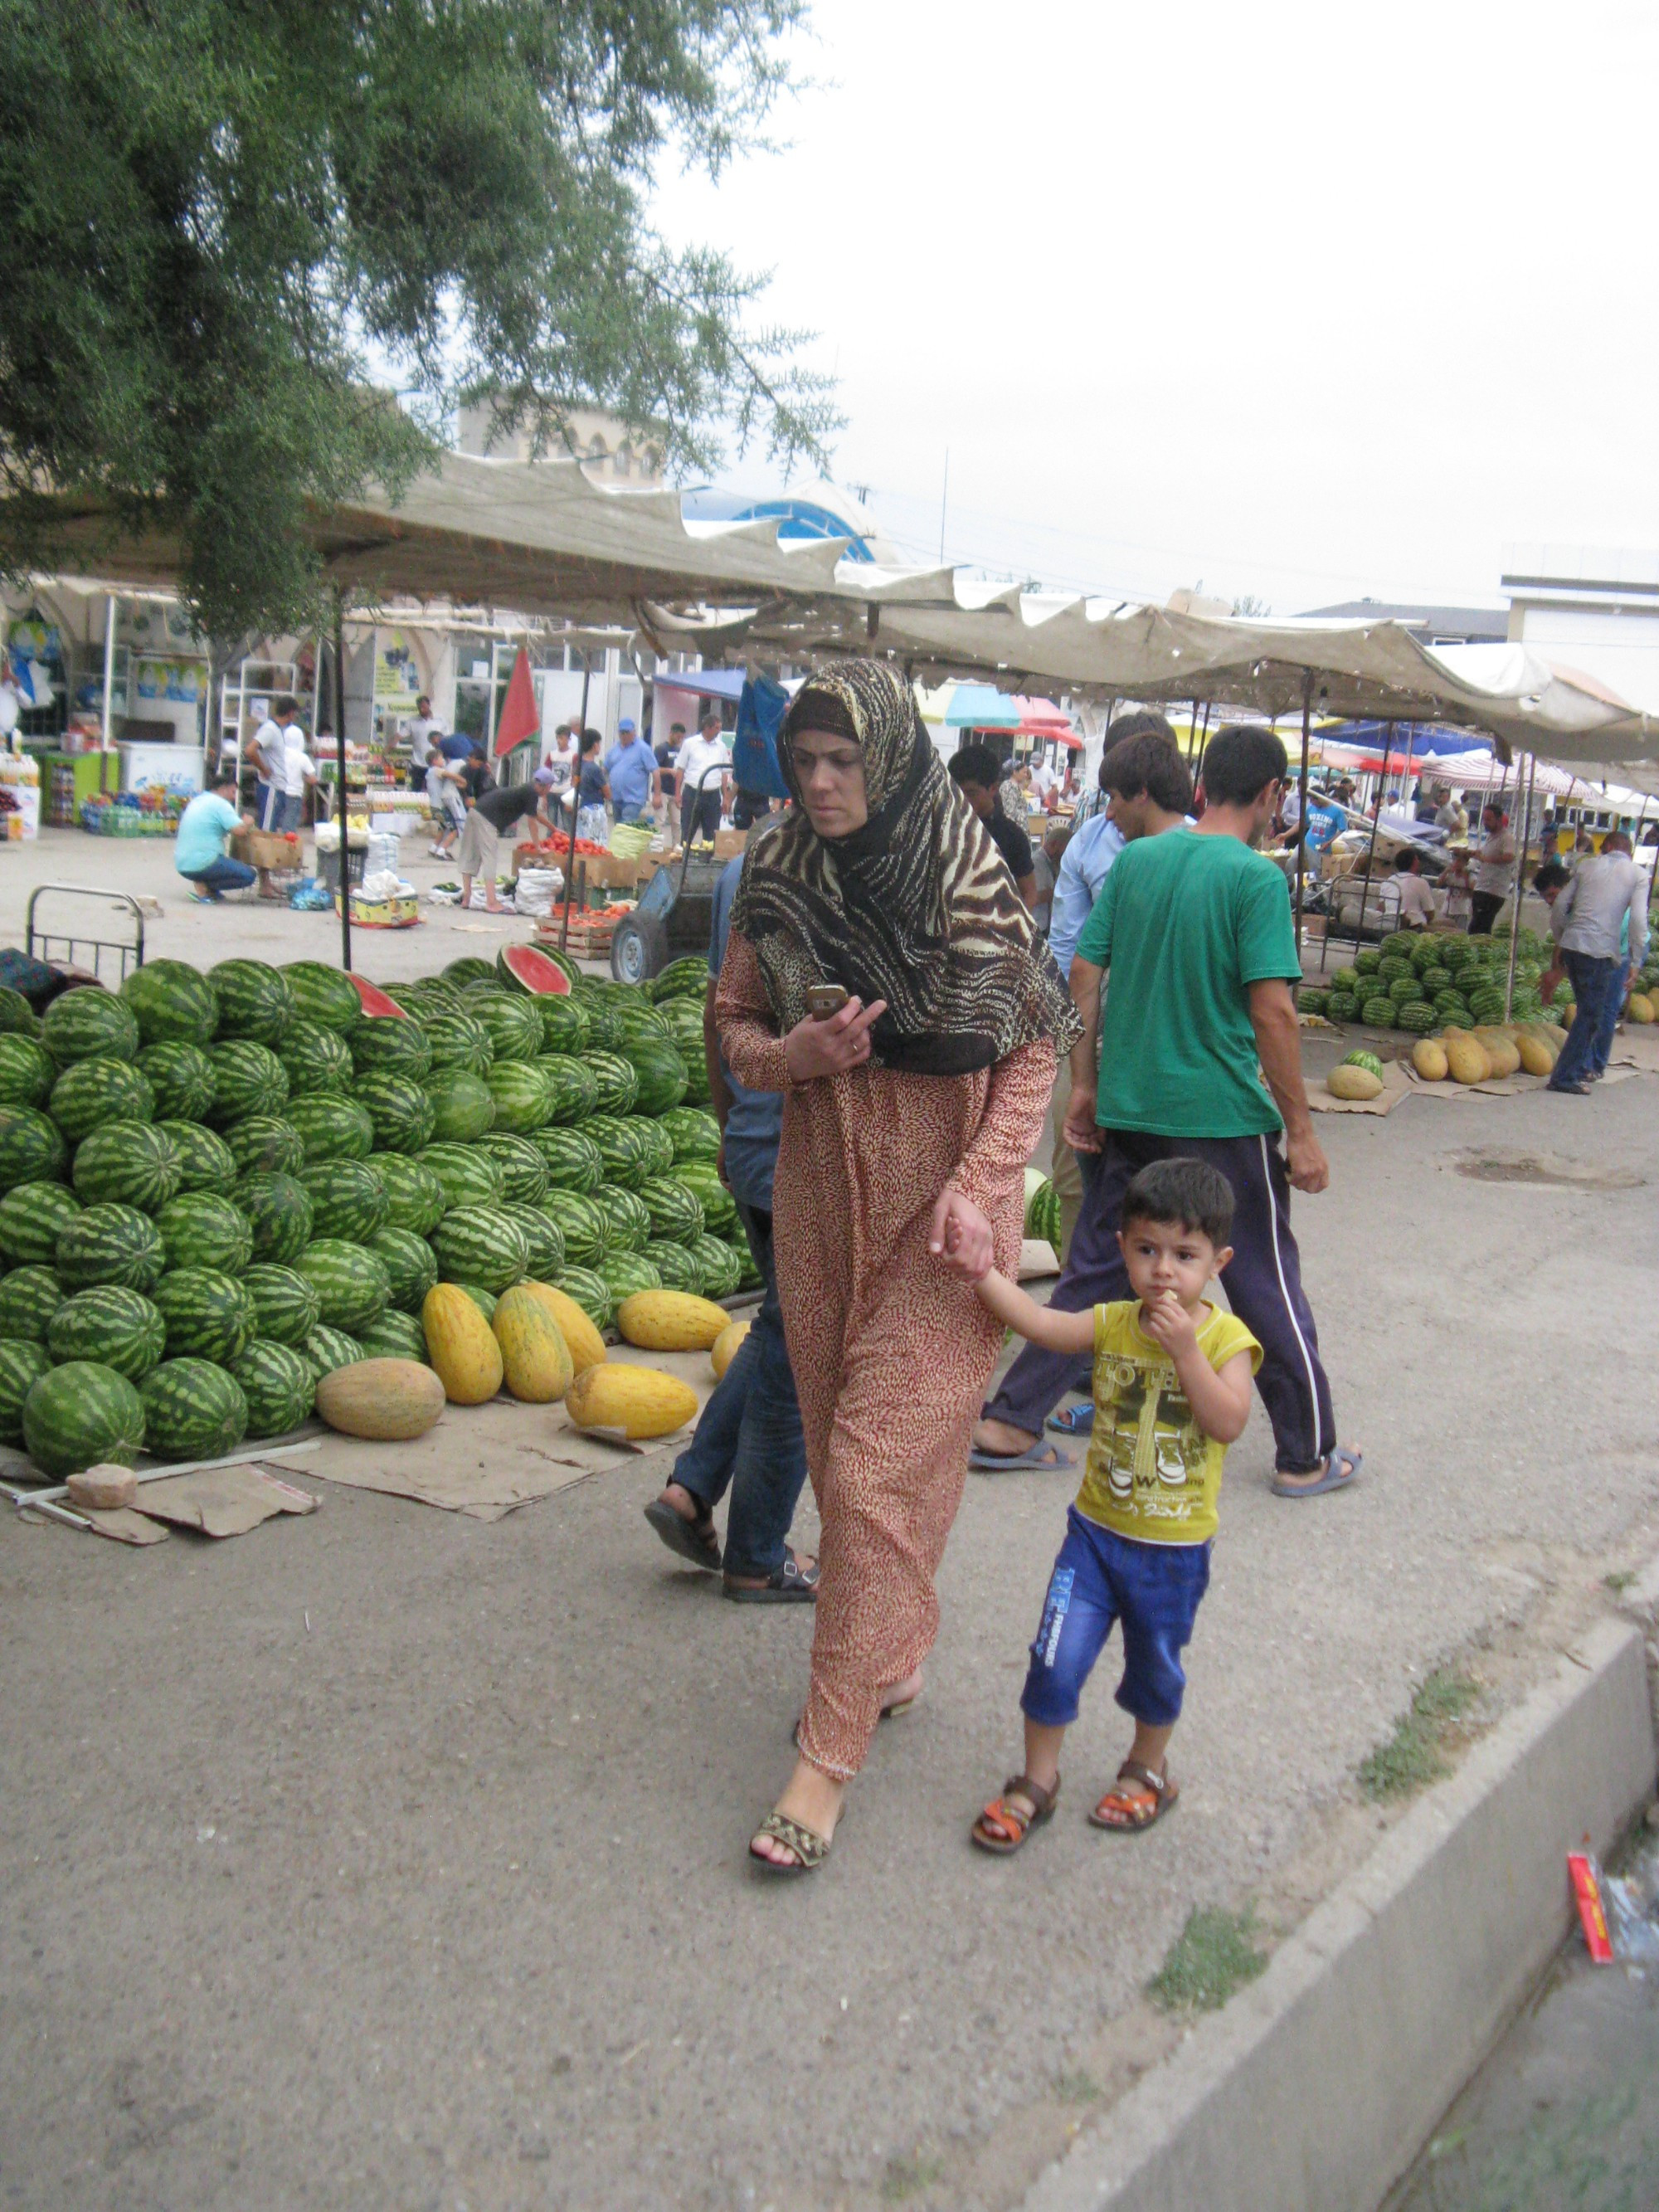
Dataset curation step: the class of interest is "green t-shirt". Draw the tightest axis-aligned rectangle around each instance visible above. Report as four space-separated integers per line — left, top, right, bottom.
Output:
1074 828 1300 1138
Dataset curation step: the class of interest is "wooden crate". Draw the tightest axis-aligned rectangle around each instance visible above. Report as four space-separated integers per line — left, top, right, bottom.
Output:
542 916 616 960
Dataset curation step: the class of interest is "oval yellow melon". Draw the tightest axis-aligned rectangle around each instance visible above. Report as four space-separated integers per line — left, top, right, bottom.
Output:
316 1357 446 1440
1447 1038 1491 1084
1472 1029 1520 1077
617 1289 732 1352
1515 1033 1555 1077
564 1362 699 1440
492 1285 575 1404
1326 1064 1383 1100
1629 992 1656 1024
516 1280 606 1376
1410 1038 1449 1081
711 1318 751 1379
421 1283 504 1404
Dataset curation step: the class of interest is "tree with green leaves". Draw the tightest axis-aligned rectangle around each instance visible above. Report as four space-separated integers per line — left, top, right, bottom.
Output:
0 0 836 641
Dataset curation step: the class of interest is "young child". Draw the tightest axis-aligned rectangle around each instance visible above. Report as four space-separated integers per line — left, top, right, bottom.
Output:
964 1157 1260 1851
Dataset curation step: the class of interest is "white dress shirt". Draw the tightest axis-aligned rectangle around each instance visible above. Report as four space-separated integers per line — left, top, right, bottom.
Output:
1551 854 1649 967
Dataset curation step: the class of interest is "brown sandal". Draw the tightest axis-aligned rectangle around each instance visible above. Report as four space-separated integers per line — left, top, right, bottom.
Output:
1088 1759 1178 1833
971 1773 1061 1855
748 1811 834 1876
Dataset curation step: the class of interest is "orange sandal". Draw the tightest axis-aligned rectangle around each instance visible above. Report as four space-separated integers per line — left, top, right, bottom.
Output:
1088 1759 1178 1833
971 1773 1060 1855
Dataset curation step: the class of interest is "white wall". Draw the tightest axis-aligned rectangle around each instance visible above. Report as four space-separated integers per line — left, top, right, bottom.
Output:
1515 604 1659 716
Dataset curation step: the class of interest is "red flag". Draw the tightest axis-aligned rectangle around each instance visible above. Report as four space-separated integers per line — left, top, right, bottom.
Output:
494 647 540 758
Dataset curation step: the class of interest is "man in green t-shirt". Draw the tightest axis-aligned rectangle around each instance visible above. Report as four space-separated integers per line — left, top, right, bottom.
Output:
972 724 1358 1500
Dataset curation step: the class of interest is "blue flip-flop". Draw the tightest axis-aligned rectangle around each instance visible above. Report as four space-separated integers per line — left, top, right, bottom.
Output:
1271 1446 1362 1499
968 1441 1074 1474
1047 1403 1095 1437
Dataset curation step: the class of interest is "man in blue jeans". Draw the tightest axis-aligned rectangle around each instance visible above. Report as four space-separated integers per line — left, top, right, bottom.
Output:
643 826 815 1600
602 717 659 827
1541 833 1649 1094
174 772 255 900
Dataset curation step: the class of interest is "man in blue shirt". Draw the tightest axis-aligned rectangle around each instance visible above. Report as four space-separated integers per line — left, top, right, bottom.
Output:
644 815 815 1599
174 772 255 901
602 717 659 826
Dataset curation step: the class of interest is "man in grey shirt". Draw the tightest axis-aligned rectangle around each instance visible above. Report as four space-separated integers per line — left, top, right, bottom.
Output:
1544 831 1650 1094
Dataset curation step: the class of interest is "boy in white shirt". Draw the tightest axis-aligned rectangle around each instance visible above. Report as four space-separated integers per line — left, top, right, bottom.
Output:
1390 849 1441 930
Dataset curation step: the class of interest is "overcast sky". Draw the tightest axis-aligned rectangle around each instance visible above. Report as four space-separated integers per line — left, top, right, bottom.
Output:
658 0 1659 614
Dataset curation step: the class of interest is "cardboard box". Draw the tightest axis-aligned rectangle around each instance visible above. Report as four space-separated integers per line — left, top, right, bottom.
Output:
233 827 304 869
713 828 750 858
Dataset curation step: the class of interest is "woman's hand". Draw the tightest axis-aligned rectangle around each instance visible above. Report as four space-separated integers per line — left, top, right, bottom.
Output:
783 996 887 1084
929 1184 995 1281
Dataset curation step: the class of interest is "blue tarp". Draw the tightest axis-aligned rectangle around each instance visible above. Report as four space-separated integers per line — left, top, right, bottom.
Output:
732 675 791 800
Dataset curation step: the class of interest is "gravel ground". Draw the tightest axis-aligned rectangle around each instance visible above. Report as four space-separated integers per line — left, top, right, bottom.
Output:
2 827 1657 2211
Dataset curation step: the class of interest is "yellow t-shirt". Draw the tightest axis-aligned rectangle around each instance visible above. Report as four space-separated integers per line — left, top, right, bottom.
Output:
1074 1300 1262 1546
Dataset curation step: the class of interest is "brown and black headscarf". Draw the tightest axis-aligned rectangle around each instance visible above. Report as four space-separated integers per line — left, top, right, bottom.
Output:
729 660 1082 1077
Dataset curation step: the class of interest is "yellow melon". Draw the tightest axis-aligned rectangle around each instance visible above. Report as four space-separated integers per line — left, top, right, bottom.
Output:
1326 1064 1384 1100
1410 1038 1449 1081
1447 1038 1491 1084
564 1362 699 1440
711 1318 752 1379
421 1284 504 1405
492 1285 575 1404
316 1357 447 1439
1472 1028 1520 1077
517 1280 606 1376
1628 992 1656 1024
617 1289 733 1352
1515 1033 1555 1077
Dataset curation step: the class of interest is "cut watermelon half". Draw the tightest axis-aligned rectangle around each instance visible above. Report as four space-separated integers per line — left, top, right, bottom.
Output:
347 974 408 1019
496 944 572 996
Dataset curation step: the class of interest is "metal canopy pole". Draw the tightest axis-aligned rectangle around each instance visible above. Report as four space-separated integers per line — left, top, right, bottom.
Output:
100 592 119 796
333 591 352 974
1502 752 1536 1023
558 648 594 957
1293 671 1314 955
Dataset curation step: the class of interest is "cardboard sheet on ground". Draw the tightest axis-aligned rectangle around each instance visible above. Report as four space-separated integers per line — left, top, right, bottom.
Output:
132 1465 319 1537
1308 1059 1412 1115
1403 1061 1643 1101
83 1505 171 1546
267 1349 722 1522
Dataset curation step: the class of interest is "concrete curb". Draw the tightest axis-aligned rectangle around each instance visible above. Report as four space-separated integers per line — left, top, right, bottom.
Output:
1021 1615 1657 2212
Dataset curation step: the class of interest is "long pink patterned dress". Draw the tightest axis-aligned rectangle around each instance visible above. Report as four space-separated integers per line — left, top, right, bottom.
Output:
717 929 1055 1781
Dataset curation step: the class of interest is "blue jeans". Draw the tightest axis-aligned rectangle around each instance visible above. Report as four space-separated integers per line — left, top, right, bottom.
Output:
670 1199 806 1578
1550 951 1622 1089
1021 1510 1212 1730
179 856 256 898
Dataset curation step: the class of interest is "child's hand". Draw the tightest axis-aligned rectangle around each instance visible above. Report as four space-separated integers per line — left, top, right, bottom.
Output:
1141 1291 1199 1361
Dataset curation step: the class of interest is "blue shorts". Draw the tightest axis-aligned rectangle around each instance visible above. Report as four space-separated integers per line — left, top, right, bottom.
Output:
1020 1509 1211 1731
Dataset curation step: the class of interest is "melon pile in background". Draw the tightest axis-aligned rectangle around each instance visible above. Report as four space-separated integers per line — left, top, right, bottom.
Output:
0 946 754 1478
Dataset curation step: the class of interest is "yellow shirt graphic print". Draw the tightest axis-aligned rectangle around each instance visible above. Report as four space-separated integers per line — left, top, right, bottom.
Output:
1074 1301 1261 1546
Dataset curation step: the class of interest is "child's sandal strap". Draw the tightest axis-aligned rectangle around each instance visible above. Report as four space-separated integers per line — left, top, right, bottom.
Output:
971 1773 1060 1854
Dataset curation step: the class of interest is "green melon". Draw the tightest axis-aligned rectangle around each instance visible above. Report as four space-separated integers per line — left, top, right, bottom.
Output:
369 1152 447 1235
208 959 294 1046
659 1107 722 1165
119 958 217 1047
649 953 713 1004
205 1038 289 1127
474 1133 549 1206
484 1060 547 1135
0 1263 65 1339
243 1262 323 1347
349 1016 433 1080
416 1142 503 1211
284 1092 376 1162
0 1107 68 1191
426 1069 496 1143
530 1126 603 1194
598 1250 662 1303
141 1357 247 1462
151 1123 234 1200
0 1338 51 1445
279 1022 356 1098
23 1360 146 1476
637 1174 705 1245
358 1309 430 1363
295 1239 392 1334
151 1267 259 1363
584 1115 652 1191
48 1285 166 1382
539 1189 608 1268
0 986 40 1037
0 1033 57 1108
136 1040 216 1123
281 961 364 1031
584 1050 639 1116
0 1179 80 1267
1342 1049 1386 1079
296 1157 388 1244
690 1233 742 1300
535 1055 599 1125
679 1052 711 1108
501 1201 564 1282
645 1240 703 1293
71 1120 178 1212
367 1225 439 1314
431 1206 530 1295
299 1323 367 1379
155 1191 253 1275
554 1265 613 1333
221 1114 305 1177
591 1183 652 1255
674 1160 737 1237
538 996 590 1055
470 994 543 1065
235 1172 314 1263
620 1038 688 1117
421 1010 494 1074
443 956 498 988
629 1117 675 1179
230 1339 316 1435
41 987 139 1068
55 1203 166 1294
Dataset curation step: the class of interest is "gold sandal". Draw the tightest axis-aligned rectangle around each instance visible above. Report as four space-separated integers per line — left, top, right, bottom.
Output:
749 1811 834 1876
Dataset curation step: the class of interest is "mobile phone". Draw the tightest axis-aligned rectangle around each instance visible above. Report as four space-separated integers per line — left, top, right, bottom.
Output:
805 984 849 1021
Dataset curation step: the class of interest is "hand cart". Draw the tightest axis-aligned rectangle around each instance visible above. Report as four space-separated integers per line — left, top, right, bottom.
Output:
609 764 730 984
25 884 148 982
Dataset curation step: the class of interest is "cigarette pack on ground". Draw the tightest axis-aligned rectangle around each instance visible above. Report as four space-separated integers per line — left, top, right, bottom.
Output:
1568 1850 1614 1963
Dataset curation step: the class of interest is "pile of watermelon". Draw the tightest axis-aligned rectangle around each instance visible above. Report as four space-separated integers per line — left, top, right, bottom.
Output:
0 943 754 1479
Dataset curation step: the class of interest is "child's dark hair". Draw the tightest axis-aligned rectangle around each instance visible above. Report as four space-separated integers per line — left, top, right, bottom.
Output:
1120 1157 1234 1245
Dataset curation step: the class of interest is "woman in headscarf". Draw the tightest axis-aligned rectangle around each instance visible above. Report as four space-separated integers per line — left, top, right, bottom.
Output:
716 660 1082 1873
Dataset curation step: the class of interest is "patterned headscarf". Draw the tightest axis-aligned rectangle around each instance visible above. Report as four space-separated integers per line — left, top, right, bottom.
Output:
729 661 1082 1077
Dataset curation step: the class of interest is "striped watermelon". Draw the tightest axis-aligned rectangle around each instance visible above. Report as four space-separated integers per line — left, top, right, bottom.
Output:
141 1357 247 1462
221 1115 305 1177
0 1107 68 1191
230 1339 316 1435
659 997 703 1060
659 1107 722 1165
0 1337 51 1444
137 1041 216 1123
370 1152 446 1235
281 961 364 1031
367 1225 438 1313
48 1285 166 1381
426 1069 495 1142
645 1240 703 1293
208 959 294 1045
591 1184 652 1255
497 943 572 999
417 1143 503 1211
502 1201 564 1281
49 1056 155 1143
296 1240 391 1334
358 1308 430 1363
585 1116 653 1191
455 1284 498 1323
599 1250 662 1303
0 987 36 1037
555 1264 613 1333
0 1034 57 1108
72 1121 178 1212
471 994 543 1065
296 1157 388 1244
349 1072 435 1155
613 997 673 1046
674 1161 737 1237
300 1323 367 1379
572 985 625 1053
443 957 497 987
691 1234 742 1299
539 1189 608 1267
530 1127 603 1194
41 987 139 1068
391 977 461 1012
638 1175 705 1245
584 1050 639 1115
649 954 713 1004
24 1360 146 1475
151 1268 259 1363
0 1179 80 1267
535 945 582 987
431 1206 529 1294
422 1010 494 1073
243 1262 322 1346
679 1051 712 1108
119 959 218 1047
538 996 590 1055
205 1038 289 1127
484 1061 547 1134
156 1121 238 1196
279 1023 356 1097
0 1264 65 1338
55 1204 165 1294
236 1172 314 1262
285 1093 375 1162
536 1055 599 1124
350 1016 433 1080
474 1133 549 1206
155 1191 253 1275
629 1117 675 1178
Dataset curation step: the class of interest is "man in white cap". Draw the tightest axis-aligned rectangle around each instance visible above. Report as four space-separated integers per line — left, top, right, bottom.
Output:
602 717 659 827
457 767 557 914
